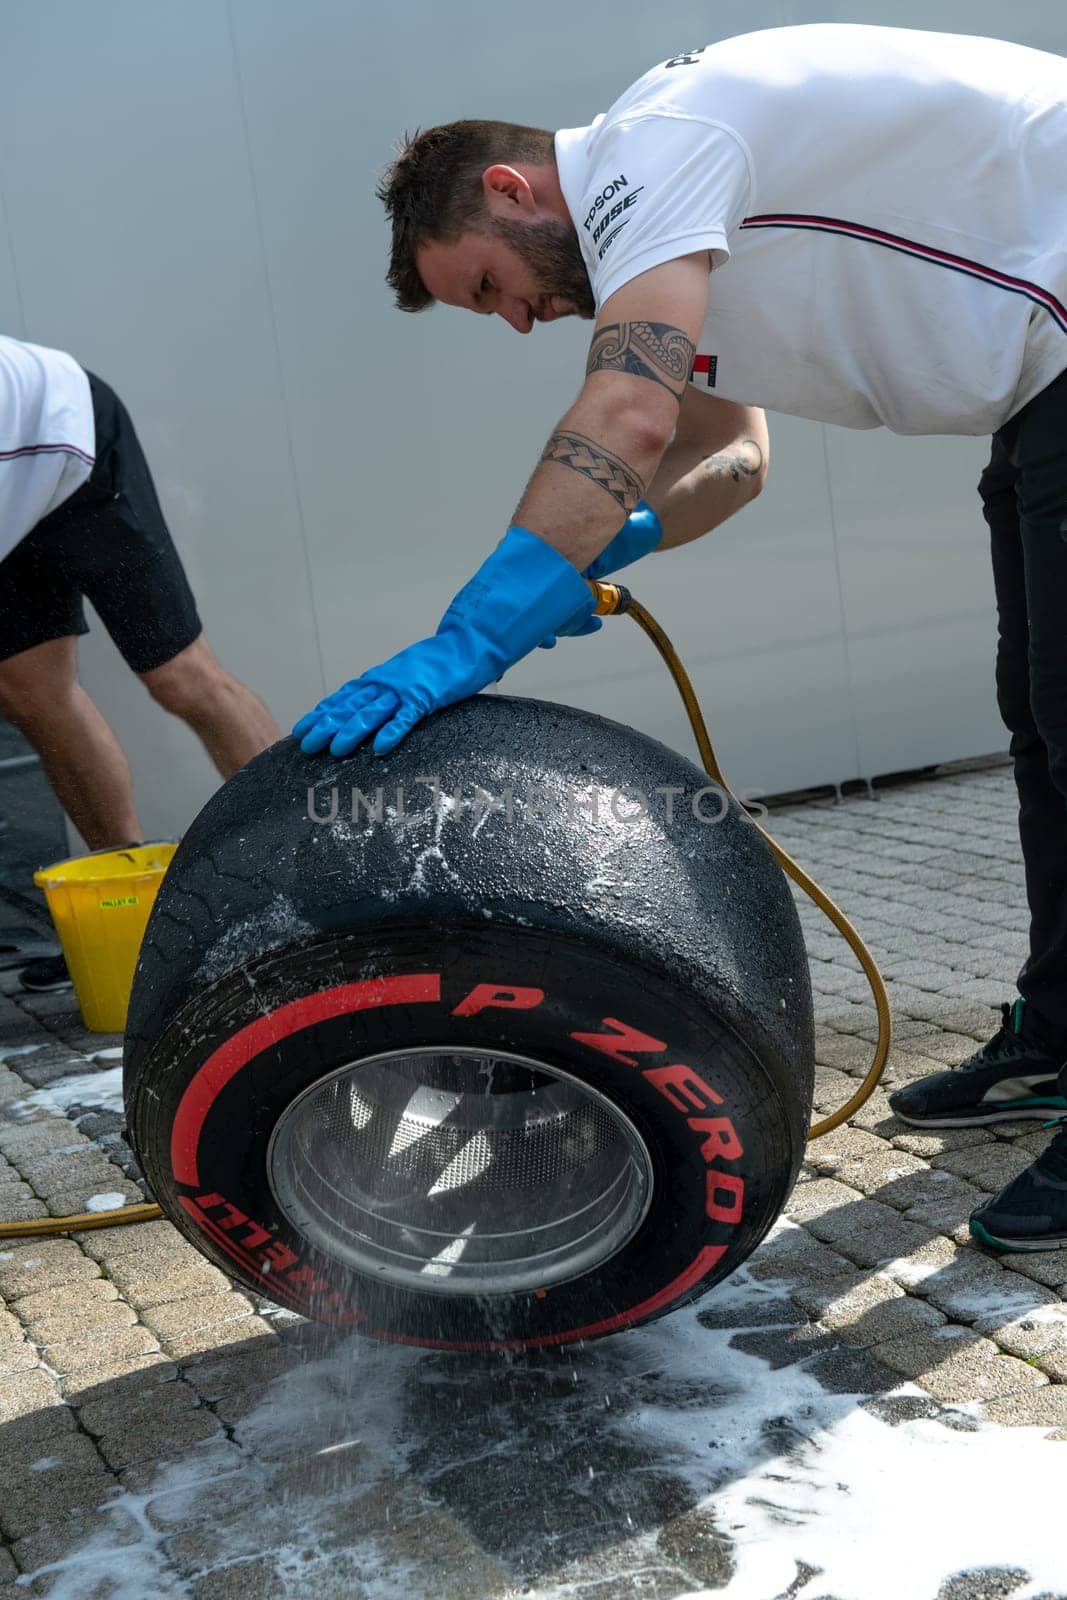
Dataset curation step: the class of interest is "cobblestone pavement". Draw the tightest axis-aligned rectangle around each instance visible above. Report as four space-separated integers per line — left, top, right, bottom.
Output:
1 758 1066 1599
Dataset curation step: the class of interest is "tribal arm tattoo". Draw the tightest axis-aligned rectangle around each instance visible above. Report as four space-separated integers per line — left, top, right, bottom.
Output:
586 320 696 403
702 437 765 484
538 429 646 514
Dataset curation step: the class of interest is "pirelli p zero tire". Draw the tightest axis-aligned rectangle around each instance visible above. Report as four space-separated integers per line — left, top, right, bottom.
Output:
124 694 814 1351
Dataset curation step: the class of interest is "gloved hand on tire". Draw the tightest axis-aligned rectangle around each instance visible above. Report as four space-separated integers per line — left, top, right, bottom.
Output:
293 505 663 758
293 526 593 757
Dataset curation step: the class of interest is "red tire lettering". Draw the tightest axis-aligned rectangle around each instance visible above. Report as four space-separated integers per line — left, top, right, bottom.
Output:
643 1062 723 1114
240 1220 272 1251
571 1016 666 1065
196 1193 248 1231
706 1170 744 1223
452 983 544 1017
688 1116 743 1163
263 1241 298 1273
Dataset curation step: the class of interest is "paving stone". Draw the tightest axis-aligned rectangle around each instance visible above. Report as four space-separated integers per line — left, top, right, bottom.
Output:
0 1120 91 1162
970 1304 1067 1368
1000 1252 1067 1292
42 1190 145 1227
45 1321 161 1377
890 1125 996 1158
14 1275 121 1331
808 1273 947 1347
881 1237 1058 1330
5 1051 96 1090
0 1240 99 1301
806 1125 896 1174
870 1164 977 1214
847 1088 900 1137
804 1196 935 1267
0 1366 63 1425
0 1063 34 1104
0 1334 38 1373
902 1195 981 1245
71 1218 192 1263
95 1401 225 1470
59 1351 179 1403
810 1066 855 1114
931 1142 1035 1192
75 1375 200 1437
782 1176 860 1224
981 1388 1067 1428
105 1253 231 1310
161 1312 277 1363
121 1438 247 1505
0 1186 47 1221
17 1146 133 1190
186 1557 288 1600
0 1411 79 1476
29 1298 139 1352
182 1339 294 1402
813 1034 875 1071
827 1146 931 1197
0 1433 113 1540
9 1508 147 1581
139 1290 257 1339
871 1325 1048 1403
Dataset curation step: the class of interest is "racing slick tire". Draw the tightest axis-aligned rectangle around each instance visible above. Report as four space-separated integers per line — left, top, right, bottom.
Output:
124 694 814 1351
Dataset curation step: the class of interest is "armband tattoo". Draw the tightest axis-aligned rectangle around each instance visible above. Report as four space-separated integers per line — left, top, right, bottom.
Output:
539 429 645 513
586 321 695 402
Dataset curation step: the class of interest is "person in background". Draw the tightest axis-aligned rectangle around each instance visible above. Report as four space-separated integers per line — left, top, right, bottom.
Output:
0 332 279 991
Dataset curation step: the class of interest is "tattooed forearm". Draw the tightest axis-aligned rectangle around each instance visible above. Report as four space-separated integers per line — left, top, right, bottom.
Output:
539 429 646 513
586 321 695 403
702 438 765 484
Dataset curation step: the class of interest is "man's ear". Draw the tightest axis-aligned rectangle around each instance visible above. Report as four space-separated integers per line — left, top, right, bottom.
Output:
482 164 537 216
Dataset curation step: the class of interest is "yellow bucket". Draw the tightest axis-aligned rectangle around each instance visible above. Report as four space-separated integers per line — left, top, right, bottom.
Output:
33 842 178 1033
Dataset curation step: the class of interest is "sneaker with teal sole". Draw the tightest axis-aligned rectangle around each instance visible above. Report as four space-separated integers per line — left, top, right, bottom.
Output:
888 998 1067 1129
970 1123 1067 1251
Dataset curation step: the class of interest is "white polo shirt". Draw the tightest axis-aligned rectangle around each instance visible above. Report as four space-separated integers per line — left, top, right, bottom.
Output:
0 334 95 563
555 24 1067 435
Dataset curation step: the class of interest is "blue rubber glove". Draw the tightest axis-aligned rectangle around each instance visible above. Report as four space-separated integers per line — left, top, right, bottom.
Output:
540 501 663 647
585 500 663 581
293 527 599 756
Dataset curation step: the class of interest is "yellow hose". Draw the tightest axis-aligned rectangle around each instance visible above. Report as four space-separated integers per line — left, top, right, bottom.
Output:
590 582 891 1140
0 1202 162 1238
0 585 888 1241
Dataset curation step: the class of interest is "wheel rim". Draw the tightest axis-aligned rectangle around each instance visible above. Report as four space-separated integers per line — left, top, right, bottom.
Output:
266 1047 654 1297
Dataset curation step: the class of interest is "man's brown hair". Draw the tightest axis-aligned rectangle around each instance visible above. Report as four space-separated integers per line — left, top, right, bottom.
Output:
377 120 556 312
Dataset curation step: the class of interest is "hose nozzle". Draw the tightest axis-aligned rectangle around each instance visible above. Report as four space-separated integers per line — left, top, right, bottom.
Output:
588 579 633 616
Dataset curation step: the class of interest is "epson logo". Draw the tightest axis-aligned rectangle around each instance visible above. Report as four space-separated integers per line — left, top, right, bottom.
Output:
583 175 629 230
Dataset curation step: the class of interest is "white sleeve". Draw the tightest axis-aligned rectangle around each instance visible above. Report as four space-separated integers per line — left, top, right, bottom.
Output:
579 114 753 308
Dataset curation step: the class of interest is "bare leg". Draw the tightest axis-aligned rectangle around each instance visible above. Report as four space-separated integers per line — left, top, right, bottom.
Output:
140 634 279 779
0 636 142 849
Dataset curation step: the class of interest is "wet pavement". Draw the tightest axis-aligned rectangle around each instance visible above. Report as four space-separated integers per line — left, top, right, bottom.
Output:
1 756 1066 1600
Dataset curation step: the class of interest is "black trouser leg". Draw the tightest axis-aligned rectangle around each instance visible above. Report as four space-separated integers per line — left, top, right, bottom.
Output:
982 370 1067 1045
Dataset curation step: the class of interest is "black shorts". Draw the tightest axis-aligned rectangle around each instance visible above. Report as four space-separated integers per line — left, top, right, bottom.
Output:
0 371 202 672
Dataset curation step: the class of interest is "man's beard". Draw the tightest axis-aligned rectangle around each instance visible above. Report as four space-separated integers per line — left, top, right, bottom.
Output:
489 215 596 319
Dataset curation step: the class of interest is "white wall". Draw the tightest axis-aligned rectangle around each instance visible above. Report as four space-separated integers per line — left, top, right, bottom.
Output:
1 0 1061 837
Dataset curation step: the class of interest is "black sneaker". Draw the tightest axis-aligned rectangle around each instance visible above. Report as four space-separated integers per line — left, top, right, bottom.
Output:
18 954 73 993
888 999 1067 1128
970 1124 1067 1251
